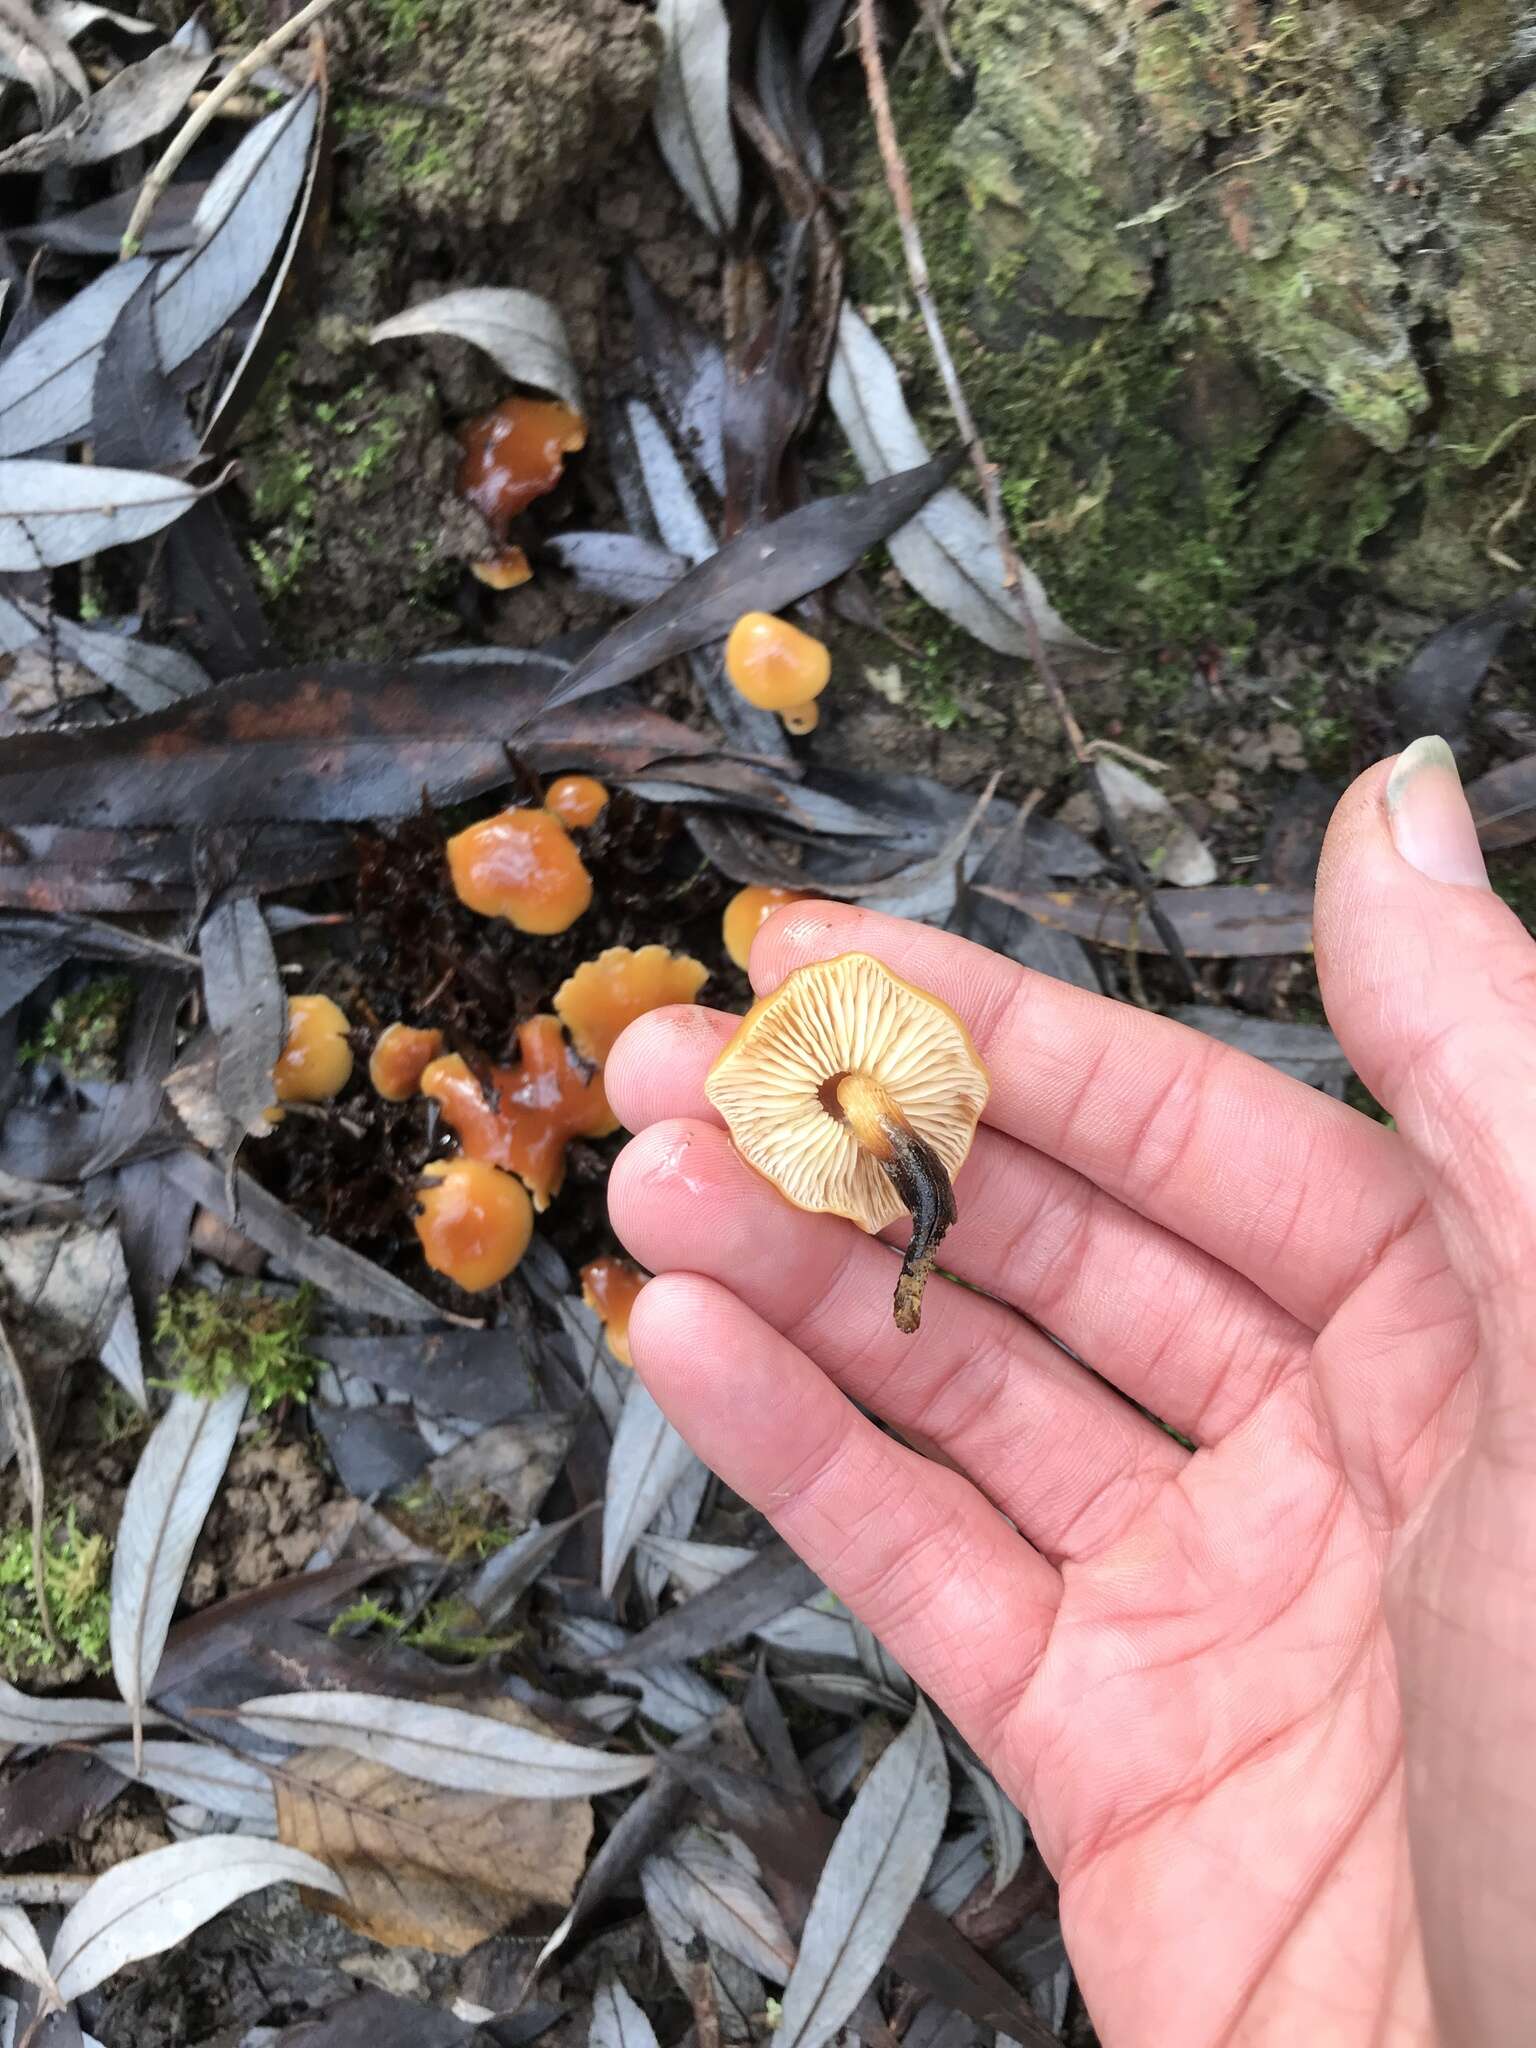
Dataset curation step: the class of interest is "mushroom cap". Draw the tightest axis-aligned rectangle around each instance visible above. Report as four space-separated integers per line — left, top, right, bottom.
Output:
544 774 610 830
580 1255 647 1367
705 953 988 1234
414 1157 533 1292
553 943 709 1066
446 807 593 934
369 1022 444 1102
721 886 809 972
272 994 354 1105
724 612 831 711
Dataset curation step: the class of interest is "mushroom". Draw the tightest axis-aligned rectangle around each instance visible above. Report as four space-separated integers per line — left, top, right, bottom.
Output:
724 612 830 726
580 1255 647 1366
271 994 354 1107
722 886 811 972
420 1016 618 1211
457 395 586 589
705 954 988 1333
414 1157 533 1292
543 774 610 830
369 1022 445 1102
553 943 709 1067
446 807 593 934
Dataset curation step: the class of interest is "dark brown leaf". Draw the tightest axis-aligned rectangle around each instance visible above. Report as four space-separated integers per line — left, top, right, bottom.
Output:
92 271 198 472
0 1749 124 1856
311 1403 432 1496
600 1540 820 1671
311 1330 541 1424
1395 591 1532 744
0 821 351 914
976 882 1315 958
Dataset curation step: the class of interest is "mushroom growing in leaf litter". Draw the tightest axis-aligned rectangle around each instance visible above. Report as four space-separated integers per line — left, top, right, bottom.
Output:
414 1157 534 1292
271 994 354 1107
421 1019 618 1211
457 394 587 589
368 1022 445 1101
446 807 593 934
706 955 989 1333
724 611 831 724
581 1255 647 1366
543 774 610 829
722 885 811 971
553 943 709 1066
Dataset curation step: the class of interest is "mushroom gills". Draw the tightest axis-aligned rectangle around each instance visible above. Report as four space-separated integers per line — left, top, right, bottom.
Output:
834 1072 958 1335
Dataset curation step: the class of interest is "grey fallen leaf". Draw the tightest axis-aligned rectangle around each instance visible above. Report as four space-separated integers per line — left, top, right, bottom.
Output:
164 1801 278 1842
640 1860 763 2042
0 459 210 570
0 1221 128 1368
46 1836 341 2004
0 0 87 126
423 1414 575 1528
110 1385 249 1765
555 1615 726 1738
651 1825 796 1980
0 42 210 171
777 1698 950 2048
0 1321 53 1681
1093 756 1216 887
853 1619 915 1703
946 1738 1025 1903
601 1377 705 1597
94 1739 276 1826
461 1509 592 1628
199 894 285 1136
637 1534 860 1662
0 1904 56 2003
234 1692 656 1800
47 614 210 711
829 304 1087 658
590 1977 660 2048
0 1679 152 1749
543 532 688 607
99 1298 146 1411
654 0 740 238
625 399 713 565
44 1 156 36
370 287 582 414
0 259 153 459
921 1824 990 1918
636 1448 711 1606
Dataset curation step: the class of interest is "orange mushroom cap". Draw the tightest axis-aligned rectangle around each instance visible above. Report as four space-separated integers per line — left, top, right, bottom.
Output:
420 1017 619 1211
470 545 533 591
457 396 587 536
724 612 831 712
414 1157 533 1292
272 994 353 1106
722 886 811 972
543 774 610 830
580 1256 647 1367
553 944 709 1067
446 807 593 934
781 701 820 736
369 1022 445 1102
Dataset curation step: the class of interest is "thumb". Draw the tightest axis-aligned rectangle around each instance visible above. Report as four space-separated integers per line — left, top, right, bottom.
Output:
1316 735 1536 1317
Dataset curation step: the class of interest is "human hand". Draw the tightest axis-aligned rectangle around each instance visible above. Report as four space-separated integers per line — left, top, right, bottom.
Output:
603 739 1535 2048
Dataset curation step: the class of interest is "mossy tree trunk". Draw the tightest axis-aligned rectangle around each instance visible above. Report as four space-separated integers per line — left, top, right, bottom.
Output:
854 1 1536 647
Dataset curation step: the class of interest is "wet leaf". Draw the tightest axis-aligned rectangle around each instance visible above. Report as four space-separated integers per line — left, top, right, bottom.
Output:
777 1700 948 2048
46 1837 341 2002
601 1376 704 1597
639 1535 859 1663
543 532 688 606
0 42 210 171
0 1750 126 1858
654 0 739 239
0 912 191 1020
371 288 581 414
199 892 284 1137
310 1404 430 1498
110 1385 249 1764
977 881 1315 958
536 453 959 713
828 307 1086 657
93 1739 276 1825
268 1737 591 1955
1170 1006 1351 1090
0 460 209 570
1469 750 1536 850
234 1692 655 1800
601 1538 820 1670
1395 590 1532 744
1093 757 1216 888
13 180 206 257
591 1978 661 2048
153 1559 384 1701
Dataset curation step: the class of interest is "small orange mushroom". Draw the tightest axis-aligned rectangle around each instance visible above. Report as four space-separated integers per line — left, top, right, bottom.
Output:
471 546 533 591
580 1256 647 1367
446 807 593 934
724 612 830 717
543 774 610 830
458 395 586 529
369 1022 445 1102
420 1017 619 1211
781 702 820 736
553 944 709 1067
272 994 353 1106
414 1157 533 1292
722 886 811 972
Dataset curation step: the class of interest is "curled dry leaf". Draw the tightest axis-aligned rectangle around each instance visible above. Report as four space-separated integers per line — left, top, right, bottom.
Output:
370 287 582 414
0 460 212 570
0 42 211 172
46 1836 342 2004
234 1692 655 1801
653 0 740 239
1093 757 1216 888
110 1385 249 1765
776 1699 949 2048
828 306 1087 658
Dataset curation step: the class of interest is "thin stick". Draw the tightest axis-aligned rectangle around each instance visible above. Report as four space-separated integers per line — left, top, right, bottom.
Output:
854 0 1200 997
118 0 337 258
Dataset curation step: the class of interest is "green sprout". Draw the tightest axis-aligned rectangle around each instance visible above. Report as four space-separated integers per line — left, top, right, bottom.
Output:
154 1283 321 1412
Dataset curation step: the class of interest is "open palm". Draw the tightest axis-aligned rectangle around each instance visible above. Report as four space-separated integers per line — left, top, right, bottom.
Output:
605 757 1536 2047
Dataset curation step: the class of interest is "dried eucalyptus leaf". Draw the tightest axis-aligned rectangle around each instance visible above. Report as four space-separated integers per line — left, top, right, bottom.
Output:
654 0 740 238
371 288 581 414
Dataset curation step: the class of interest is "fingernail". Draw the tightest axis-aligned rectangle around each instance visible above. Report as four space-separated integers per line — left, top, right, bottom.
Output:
1386 736 1490 889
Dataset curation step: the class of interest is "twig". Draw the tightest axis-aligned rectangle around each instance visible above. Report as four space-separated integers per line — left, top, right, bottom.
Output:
118 0 337 258
854 0 1200 998
0 1874 91 1905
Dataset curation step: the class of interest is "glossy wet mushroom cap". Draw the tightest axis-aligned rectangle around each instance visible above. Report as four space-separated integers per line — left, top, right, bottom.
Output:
722 886 811 972
553 943 709 1067
724 612 831 713
543 774 610 829
580 1255 647 1367
420 1018 618 1211
414 1157 533 1292
705 954 989 1333
368 1022 445 1102
272 994 354 1106
457 397 587 532
446 807 593 934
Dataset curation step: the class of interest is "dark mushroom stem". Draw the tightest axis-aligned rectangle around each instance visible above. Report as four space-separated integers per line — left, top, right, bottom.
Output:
836 1074 959 1334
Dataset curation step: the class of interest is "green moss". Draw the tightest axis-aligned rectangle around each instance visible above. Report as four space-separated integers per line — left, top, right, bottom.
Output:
20 976 134 1080
330 1591 517 1660
392 1482 517 1563
0 1508 111 1680
154 1283 320 1413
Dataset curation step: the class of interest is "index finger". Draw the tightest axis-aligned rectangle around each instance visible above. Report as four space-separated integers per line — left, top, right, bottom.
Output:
750 900 1418 1330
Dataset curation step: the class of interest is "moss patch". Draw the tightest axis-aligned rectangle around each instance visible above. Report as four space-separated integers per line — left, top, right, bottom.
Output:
20 976 134 1081
155 1283 320 1412
0 1507 111 1682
